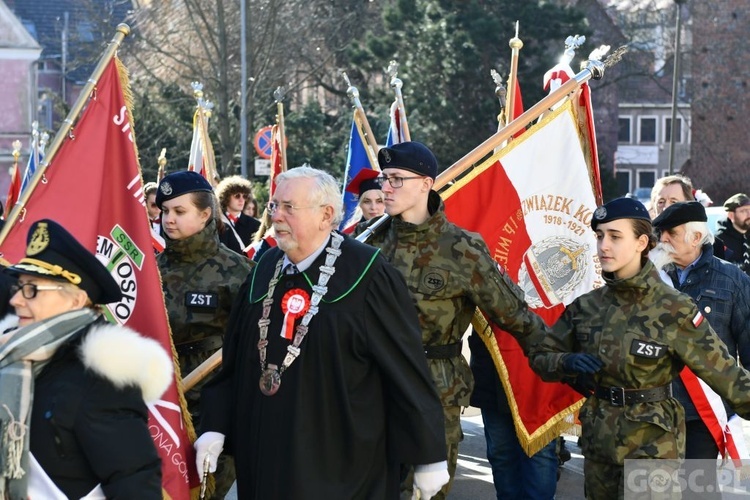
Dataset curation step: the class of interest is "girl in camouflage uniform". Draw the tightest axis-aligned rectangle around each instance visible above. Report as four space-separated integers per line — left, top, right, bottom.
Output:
156 171 253 499
530 197 750 499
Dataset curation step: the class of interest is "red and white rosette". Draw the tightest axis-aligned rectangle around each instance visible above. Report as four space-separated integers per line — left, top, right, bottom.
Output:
279 288 310 340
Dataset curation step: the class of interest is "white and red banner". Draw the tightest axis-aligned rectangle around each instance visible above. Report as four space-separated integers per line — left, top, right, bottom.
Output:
269 124 283 197
680 368 749 464
188 107 217 184
0 58 197 497
443 100 602 454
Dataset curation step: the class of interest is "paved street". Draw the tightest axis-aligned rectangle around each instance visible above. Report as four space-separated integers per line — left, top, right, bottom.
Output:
227 411 750 499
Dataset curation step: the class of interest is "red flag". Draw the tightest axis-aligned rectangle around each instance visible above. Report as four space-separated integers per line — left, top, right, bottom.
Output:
0 58 197 497
443 100 602 454
269 124 283 197
5 162 20 215
509 79 525 139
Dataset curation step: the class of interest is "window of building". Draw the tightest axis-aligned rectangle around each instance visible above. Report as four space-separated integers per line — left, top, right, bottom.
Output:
618 117 632 143
616 170 631 196
37 92 54 131
637 169 657 190
664 116 683 143
638 117 657 144
77 22 95 43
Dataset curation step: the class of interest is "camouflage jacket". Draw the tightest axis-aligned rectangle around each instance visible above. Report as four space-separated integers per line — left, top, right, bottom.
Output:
530 260 750 464
356 191 549 407
158 219 253 372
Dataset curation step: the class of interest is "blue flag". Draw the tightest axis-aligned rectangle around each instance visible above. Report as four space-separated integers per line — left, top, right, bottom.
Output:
20 146 41 194
340 115 373 230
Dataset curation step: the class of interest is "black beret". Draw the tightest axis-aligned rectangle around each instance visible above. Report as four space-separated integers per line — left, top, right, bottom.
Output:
652 201 707 230
378 141 438 180
723 193 750 212
7 219 122 304
345 169 382 197
591 197 651 231
156 171 213 209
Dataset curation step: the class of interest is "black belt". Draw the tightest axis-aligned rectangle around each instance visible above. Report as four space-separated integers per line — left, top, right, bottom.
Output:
175 335 223 356
424 342 462 359
594 384 672 407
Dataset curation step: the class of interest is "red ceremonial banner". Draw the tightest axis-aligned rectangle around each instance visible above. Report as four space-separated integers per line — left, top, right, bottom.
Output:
0 58 197 497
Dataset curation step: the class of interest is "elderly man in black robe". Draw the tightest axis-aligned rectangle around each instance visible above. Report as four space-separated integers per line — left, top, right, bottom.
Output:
196 166 448 499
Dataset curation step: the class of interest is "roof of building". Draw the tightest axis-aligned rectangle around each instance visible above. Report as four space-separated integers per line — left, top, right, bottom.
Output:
6 0 133 82
0 0 41 51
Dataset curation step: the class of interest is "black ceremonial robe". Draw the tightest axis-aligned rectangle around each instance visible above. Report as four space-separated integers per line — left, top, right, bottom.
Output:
201 233 446 500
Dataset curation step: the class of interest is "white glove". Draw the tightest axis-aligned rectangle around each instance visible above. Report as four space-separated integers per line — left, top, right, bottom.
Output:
412 460 449 499
194 431 225 477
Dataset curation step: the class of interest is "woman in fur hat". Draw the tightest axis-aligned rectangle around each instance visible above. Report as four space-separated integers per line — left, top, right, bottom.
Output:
0 219 172 499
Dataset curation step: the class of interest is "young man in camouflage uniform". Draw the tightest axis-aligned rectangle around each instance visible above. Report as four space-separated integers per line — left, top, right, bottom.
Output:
355 141 550 499
530 197 750 499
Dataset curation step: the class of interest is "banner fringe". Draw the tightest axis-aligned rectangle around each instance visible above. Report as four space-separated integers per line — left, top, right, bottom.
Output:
471 309 583 456
115 56 202 499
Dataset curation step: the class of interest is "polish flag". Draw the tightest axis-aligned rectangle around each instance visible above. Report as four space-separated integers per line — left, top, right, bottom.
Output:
443 100 601 454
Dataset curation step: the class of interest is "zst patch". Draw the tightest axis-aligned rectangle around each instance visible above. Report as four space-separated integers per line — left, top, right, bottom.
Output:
417 267 449 295
185 292 218 309
630 339 668 359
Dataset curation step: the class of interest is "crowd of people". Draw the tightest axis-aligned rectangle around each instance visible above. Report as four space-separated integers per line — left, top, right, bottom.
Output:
0 141 749 499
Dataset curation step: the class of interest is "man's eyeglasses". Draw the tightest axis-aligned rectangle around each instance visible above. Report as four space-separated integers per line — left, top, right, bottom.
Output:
232 193 248 199
266 201 326 216
375 175 424 188
11 282 64 299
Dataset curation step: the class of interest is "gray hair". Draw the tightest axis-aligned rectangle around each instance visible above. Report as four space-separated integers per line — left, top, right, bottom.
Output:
683 221 715 246
275 165 344 227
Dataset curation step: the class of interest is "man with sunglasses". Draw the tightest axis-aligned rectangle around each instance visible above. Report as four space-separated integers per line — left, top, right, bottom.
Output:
215 175 261 256
355 141 550 499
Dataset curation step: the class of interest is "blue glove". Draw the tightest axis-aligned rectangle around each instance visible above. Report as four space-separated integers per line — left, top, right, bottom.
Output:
565 374 596 397
562 353 603 374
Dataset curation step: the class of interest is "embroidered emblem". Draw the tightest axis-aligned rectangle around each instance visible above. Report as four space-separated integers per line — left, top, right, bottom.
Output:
27 222 50 256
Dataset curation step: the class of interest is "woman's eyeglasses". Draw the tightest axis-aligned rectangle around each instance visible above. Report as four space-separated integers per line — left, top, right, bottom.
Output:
11 282 64 299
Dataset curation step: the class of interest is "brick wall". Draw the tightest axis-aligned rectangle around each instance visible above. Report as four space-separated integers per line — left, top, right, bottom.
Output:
686 1 750 203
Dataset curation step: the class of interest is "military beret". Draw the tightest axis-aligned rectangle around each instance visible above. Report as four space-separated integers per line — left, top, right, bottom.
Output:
345 169 382 197
156 171 213 209
6 219 122 304
723 193 750 212
378 141 438 180
652 201 707 231
591 197 651 231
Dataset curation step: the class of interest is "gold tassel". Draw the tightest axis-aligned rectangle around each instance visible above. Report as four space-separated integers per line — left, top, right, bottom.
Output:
471 310 584 456
114 57 202 500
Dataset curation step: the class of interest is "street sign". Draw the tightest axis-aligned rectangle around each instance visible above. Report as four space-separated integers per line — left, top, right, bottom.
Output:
254 158 271 176
254 126 274 159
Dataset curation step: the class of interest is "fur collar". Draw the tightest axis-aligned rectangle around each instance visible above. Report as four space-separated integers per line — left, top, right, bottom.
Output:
0 315 172 403
79 323 173 403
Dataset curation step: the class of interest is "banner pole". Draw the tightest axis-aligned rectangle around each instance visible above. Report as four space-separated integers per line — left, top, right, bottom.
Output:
0 23 131 248
357 59 606 243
